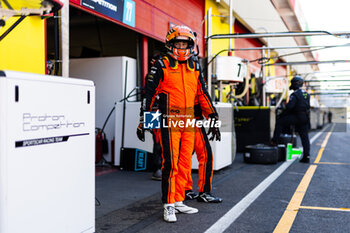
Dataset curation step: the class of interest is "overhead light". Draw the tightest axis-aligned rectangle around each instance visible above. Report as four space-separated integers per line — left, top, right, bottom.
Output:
216 0 220 2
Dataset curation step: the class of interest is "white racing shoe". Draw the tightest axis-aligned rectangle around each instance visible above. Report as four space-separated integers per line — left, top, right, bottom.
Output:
163 203 177 223
174 201 199 214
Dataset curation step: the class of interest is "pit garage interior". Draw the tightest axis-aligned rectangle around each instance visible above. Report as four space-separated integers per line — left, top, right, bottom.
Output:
46 6 165 164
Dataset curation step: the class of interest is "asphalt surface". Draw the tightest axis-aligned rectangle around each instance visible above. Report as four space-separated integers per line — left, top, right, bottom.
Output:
95 123 350 233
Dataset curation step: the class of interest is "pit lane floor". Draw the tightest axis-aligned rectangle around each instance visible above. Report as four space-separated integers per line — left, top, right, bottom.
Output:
95 123 350 233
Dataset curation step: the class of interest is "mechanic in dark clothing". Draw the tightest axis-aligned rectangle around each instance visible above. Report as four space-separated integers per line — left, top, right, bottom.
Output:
138 54 163 180
272 76 311 163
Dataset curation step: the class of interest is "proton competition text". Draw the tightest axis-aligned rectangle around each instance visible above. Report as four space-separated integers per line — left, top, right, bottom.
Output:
22 113 85 132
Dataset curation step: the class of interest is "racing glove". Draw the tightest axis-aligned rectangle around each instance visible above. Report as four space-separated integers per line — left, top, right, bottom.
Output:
136 116 145 142
207 115 221 141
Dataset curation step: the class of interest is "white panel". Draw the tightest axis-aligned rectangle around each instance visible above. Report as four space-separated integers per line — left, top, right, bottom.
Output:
192 103 234 171
215 56 247 82
0 76 8 233
0 71 95 233
70 56 137 162
114 102 153 166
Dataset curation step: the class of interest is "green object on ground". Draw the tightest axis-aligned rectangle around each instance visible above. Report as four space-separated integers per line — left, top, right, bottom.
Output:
286 143 302 161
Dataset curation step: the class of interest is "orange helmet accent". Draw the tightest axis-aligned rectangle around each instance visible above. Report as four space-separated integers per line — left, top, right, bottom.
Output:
165 25 196 61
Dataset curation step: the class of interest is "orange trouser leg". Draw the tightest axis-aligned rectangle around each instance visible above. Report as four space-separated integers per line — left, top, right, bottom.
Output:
184 166 194 191
184 131 195 192
184 126 213 193
195 126 213 193
160 127 181 204
175 130 195 202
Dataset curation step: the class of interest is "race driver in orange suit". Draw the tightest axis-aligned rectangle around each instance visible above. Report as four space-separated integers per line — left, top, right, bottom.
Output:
184 103 222 203
137 25 220 222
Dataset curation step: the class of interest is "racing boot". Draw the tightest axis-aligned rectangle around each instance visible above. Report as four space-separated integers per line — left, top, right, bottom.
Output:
197 192 223 203
174 201 198 214
300 155 310 163
185 190 199 200
151 169 162 181
163 203 177 223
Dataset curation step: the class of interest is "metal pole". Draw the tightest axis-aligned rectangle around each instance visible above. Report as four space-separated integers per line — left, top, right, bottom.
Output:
54 12 59 75
121 61 128 150
219 81 223 102
286 65 291 103
300 69 350 76
265 60 350 66
228 0 233 56
310 92 350 95
311 88 350 90
262 46 266 106
306 80 350 82
276 76 288 108
248 75 350 81
207 31 350 40
229 43 350 51
308 85 350 87
267 48 271 76
61 0 69 77
207 7 213 97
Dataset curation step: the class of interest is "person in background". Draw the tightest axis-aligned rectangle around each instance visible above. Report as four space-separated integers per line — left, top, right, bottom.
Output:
184 103 222 203
271 76 310 163
328 111 332 123
151 129 162 180
137 53 163 181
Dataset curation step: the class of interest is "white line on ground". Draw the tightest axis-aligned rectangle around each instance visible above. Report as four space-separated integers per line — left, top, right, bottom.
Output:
204 125 330 233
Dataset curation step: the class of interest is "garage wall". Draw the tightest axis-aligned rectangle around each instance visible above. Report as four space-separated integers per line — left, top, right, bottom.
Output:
0 17 46 74
69 0 205 56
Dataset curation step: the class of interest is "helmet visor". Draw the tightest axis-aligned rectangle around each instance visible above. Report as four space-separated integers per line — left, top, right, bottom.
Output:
173 39 194 49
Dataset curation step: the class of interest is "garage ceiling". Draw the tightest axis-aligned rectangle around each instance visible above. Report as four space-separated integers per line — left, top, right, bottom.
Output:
215 0 318 74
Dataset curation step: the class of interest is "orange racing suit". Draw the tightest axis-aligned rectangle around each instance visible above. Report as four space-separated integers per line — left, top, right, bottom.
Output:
143 55 217 204
185 104 213 193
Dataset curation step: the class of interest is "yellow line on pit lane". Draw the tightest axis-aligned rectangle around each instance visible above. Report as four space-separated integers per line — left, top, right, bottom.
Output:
273 126 334 233
317 162 350 165
299 206 350 212
273 165 317 233
313 147 324 164
314 128 333 164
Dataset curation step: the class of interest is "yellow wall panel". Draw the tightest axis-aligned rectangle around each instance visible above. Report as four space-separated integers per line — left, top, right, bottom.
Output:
0 16 45 74
206 0 236 103
205 0 234 57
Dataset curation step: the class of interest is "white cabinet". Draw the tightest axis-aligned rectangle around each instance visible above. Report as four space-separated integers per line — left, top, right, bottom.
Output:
0 71 95 233
70 56 137 162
